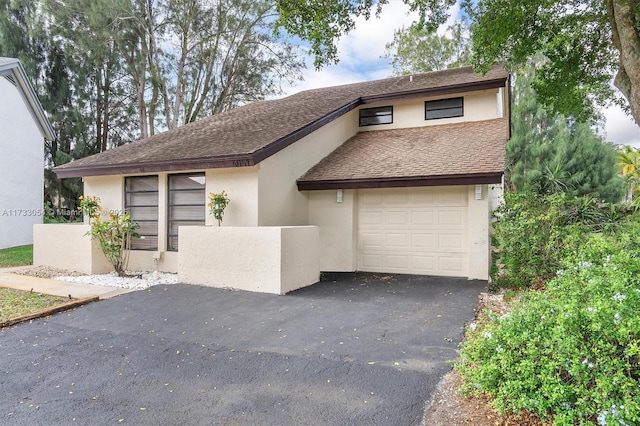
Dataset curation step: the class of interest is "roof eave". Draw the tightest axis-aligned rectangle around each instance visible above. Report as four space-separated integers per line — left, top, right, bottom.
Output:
54 154 257 179
0 59 55 141
360 77 509 105
297 172 504 191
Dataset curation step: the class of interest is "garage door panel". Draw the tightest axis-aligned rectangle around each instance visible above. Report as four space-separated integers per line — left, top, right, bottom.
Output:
411 233 436 249
383 191 409 205
386 233 409 248
411 210 435 225
386 255 410 269
439 256 466 273
360 211 383 225
358 187 469 277
360 191 384 205
361 253 383 269
385 211 409 225
438 210 465 226
438 233 465 250
437 188 468 205
410 255 437 271
360 232 384 248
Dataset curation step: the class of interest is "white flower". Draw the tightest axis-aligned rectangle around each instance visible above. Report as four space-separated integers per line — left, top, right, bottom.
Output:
587 307 597 313
468 323 477 331
598 411 608 425
556 269 564 276
615 313 622 324
483 331 493 339
582 358 594 368
496 345 503 353
613 292 627 302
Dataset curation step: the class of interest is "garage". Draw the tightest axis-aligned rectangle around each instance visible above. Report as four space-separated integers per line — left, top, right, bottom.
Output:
358 186 469 277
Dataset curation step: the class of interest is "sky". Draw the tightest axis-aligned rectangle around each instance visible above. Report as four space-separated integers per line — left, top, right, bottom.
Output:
277 1 640 148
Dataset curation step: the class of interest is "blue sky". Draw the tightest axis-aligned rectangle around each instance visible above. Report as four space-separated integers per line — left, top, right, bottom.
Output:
277 1 640 147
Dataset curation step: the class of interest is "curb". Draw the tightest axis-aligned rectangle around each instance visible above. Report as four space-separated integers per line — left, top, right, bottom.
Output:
0 295 100 328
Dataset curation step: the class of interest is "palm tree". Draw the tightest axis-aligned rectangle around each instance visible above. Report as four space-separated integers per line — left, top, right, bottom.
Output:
616 146 640 202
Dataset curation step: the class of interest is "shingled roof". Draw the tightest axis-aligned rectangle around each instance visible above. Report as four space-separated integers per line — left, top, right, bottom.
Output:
54 65 509 178
297 118 509 190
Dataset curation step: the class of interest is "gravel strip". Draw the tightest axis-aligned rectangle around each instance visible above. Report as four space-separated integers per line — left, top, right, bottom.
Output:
55 271 178 290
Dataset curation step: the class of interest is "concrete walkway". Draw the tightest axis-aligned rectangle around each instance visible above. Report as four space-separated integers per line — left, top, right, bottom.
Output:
0 267 132 299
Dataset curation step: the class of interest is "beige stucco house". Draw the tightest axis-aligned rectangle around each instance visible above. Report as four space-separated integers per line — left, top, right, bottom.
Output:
0 58 55 250
36 65 510 294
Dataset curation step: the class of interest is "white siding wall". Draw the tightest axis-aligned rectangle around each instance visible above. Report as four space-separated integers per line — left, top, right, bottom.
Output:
0 77 44 249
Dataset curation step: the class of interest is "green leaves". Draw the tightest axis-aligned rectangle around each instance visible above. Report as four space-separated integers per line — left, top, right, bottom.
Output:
461 193 640 424
275 0 455 69
79 196 140 277
467 0 619 122
384 20 472 75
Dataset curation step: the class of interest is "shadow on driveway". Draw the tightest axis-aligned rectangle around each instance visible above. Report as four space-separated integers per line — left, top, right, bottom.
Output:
0 272 485 425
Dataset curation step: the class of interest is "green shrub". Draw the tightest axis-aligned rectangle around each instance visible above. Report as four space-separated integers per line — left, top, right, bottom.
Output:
458 233 640 425
492 191 635 289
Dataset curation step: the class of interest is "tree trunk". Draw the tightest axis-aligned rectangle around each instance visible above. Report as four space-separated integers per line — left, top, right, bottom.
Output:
607 0 640 125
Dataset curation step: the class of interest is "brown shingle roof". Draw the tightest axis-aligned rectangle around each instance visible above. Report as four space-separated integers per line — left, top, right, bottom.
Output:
54 65 509 178
297 118 509 190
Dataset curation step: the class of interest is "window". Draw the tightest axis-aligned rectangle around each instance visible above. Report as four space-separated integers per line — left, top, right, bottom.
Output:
125 176 158 250
359 106 393 126
168 173 206 251
425 97 463 120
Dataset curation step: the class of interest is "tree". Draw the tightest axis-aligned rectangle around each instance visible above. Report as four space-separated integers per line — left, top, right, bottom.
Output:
506 69 625 202
384 21 471 75
275 0 640 126
616 145 640 201
0 0 303 213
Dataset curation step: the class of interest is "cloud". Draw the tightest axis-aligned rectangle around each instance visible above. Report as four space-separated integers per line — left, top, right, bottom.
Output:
603 105 640 147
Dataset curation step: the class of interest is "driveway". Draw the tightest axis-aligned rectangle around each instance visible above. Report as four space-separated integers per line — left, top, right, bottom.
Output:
0 273 485 425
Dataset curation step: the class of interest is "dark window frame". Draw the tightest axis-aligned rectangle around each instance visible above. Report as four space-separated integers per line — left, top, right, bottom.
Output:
359 105 393 127
124 175 159 251
425 97 464 120
167 172 206 252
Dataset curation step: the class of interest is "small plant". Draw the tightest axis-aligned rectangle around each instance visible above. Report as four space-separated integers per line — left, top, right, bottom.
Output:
208 190 230 226
79 195 139 277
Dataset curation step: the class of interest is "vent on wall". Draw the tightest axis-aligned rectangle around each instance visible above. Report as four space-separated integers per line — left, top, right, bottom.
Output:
3 74 17 86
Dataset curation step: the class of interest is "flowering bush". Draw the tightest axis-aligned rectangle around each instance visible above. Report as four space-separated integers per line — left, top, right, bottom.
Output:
458 233 640 424
492 191 636 289
208 190 230 226
79 195 139 277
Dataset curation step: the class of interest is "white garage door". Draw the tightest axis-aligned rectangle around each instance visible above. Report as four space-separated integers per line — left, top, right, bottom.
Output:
358 186 469 276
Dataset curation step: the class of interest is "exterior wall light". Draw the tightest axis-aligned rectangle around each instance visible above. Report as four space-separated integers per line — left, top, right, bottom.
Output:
337 189 344 203
475 184 482 200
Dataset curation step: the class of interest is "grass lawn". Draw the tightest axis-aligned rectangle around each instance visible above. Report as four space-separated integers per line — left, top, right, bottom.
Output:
0 288 70 323
0 245 33 267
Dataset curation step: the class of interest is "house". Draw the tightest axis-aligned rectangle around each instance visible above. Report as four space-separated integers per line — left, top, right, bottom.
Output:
0 58 55 250
36 65 510 294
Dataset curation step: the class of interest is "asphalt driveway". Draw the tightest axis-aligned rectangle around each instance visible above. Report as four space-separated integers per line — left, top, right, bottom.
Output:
0 273 485 425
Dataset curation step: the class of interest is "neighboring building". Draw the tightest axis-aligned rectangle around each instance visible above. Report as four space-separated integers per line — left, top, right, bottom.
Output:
40 65 510 293
0 58 55 250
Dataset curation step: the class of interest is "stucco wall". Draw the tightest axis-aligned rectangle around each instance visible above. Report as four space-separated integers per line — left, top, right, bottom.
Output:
0 77 44 249
358 89 501 132
257 109 359 226
178 226 320 294
308 189 357 272
83 175 124 219
206 167 259 226
467 185 491 280
33 224 111 274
